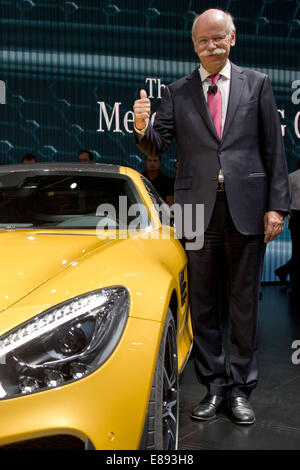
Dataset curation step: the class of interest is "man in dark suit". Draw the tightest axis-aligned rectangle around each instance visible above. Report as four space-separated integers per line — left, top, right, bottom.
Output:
133 9 290 424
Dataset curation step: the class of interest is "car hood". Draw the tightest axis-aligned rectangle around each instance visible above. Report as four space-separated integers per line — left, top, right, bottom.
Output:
0 230 111 312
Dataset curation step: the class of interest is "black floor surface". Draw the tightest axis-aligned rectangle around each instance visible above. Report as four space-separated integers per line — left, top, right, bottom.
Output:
178 285 300 450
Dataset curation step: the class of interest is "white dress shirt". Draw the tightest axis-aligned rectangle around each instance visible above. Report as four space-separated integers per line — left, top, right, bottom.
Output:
199 60 231 137
199 60 231 183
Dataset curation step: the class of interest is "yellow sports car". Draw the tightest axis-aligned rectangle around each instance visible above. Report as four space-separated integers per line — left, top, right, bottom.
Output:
0 163 192 450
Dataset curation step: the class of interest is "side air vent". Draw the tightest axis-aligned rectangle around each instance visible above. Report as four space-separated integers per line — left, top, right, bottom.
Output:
179 269 187 307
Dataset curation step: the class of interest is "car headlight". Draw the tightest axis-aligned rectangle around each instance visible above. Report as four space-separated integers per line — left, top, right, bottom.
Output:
0 286 129 400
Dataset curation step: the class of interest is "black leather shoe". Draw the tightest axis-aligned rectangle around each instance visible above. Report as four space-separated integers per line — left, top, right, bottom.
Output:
191 394 224 421
228 397 256 424
274 267 288 285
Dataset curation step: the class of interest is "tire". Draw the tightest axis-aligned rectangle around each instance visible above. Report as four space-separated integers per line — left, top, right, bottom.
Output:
140 308 179 450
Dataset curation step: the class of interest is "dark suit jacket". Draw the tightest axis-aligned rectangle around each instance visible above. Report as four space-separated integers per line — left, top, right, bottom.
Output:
135 62 290 235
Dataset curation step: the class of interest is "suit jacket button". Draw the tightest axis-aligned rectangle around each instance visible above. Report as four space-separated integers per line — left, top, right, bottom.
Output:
212 176 218 180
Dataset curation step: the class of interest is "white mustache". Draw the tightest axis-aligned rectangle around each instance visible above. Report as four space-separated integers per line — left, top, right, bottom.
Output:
200 48 226 57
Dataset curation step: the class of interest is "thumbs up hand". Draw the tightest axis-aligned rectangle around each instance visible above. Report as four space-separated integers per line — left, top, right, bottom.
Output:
133 89 151 131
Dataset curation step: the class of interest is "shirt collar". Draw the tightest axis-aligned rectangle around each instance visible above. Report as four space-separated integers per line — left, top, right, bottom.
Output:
199 60 231 83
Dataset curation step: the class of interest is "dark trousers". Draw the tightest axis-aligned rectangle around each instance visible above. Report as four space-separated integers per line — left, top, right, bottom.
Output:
275 211 300 287
289 210 300 288
187 192 265 398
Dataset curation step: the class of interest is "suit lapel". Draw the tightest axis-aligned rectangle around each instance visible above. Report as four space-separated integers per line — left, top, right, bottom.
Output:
185 68 220 141
221 63 246 141
185 63 246 142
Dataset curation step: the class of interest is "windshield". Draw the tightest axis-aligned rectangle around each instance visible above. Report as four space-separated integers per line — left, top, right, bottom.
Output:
0 171 148 230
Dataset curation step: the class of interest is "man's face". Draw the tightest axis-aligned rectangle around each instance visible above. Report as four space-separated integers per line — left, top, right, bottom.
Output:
78 152 92 163
192 12 235 74
145 156 161 173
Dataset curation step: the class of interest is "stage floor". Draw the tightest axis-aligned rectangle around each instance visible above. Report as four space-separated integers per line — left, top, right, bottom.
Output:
179 285 300 450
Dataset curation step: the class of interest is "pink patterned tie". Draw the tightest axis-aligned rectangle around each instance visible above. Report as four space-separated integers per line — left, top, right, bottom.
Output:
207 74 222 139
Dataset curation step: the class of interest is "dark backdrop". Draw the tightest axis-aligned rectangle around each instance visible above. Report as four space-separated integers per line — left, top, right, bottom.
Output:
0 0 299 281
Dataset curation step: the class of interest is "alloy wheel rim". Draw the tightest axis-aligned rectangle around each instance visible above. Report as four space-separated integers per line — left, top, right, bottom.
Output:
162 323 178 450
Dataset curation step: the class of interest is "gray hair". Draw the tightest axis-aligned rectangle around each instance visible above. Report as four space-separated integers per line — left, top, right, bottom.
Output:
191 10 236 38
